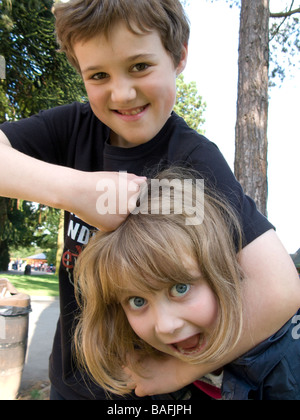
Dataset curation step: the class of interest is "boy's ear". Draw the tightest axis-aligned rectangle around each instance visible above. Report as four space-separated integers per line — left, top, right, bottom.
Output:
176 44 188 76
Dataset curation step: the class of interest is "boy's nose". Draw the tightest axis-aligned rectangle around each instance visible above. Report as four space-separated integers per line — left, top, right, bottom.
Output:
110 78 136 104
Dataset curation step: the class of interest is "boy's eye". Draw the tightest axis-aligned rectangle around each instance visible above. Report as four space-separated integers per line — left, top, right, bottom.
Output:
91 72 109 80
170 284 191 298
128 296 147 310
132 63 149 72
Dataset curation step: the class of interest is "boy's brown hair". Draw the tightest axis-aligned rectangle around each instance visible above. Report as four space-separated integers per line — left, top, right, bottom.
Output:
54 0 190 72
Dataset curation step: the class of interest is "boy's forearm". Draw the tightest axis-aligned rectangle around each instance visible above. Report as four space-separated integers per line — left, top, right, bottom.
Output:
238 229 300 344
0 131 145 230
0 134 80 211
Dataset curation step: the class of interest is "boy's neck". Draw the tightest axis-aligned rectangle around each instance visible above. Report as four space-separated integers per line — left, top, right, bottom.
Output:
109 131 137 148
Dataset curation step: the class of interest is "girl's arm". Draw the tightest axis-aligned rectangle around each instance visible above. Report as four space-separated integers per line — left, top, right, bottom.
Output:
125 229 300 396
0 130 145 231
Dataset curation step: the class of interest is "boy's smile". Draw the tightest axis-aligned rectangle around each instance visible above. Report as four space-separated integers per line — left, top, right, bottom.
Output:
113 104 149 120
74 23 187 148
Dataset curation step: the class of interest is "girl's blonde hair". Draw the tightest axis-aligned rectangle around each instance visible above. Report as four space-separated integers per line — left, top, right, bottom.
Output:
74 167 244 396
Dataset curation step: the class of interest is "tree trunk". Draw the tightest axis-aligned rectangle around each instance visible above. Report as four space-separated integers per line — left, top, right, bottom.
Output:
0 240 9 271
234 0 270 216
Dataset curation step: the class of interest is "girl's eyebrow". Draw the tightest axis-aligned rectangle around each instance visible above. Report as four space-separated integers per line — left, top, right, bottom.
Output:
119 289 142 298
118 286 155 302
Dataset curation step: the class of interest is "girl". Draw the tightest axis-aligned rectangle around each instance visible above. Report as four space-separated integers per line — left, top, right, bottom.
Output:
73 168 300 400
74 168 244 396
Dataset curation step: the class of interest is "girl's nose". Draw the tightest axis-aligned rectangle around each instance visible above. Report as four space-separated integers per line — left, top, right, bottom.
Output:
154 307 184 337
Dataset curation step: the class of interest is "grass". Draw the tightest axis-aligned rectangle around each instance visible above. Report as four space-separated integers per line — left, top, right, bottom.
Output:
0 272 59 297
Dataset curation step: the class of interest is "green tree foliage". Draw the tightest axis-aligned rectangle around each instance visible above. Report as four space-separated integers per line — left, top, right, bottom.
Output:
0 199 44 269
177 1 207 133
0 198 61 269
269 2 300 83
0 0 87 121
34 205 61 265
0 0 87 269
174 74 206 134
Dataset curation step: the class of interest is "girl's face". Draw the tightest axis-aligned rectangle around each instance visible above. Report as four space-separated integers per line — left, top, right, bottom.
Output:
73 23 187 148
120 259 219 358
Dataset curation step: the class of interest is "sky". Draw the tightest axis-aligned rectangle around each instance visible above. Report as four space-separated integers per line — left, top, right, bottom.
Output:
183 0 300 254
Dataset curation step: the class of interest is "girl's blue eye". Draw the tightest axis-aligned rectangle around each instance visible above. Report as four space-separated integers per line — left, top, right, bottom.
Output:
128 297 146 310
171 284 191 298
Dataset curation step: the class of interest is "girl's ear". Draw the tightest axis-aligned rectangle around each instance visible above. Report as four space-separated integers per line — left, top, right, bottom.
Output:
176 44 188 76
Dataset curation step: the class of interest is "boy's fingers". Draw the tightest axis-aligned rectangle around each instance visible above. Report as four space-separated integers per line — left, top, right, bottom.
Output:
134 176 147 184
127 178 147 213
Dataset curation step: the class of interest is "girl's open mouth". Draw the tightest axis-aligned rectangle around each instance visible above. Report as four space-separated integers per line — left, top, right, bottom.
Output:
171 333 206 356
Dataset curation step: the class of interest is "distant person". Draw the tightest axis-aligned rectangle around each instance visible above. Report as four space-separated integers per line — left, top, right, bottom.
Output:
24 264 31 276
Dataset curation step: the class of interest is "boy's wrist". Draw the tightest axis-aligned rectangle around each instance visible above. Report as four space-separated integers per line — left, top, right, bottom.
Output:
60 170 146 231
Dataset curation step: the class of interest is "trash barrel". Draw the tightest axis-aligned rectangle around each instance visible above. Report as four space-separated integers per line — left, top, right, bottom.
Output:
0 279 31 400
24 265 31 276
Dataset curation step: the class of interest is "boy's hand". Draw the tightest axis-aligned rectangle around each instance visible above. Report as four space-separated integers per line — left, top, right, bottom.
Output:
123 354 209 397
69 171 147 231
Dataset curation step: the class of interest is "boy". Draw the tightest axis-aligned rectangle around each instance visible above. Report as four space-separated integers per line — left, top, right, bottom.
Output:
0 0 299 400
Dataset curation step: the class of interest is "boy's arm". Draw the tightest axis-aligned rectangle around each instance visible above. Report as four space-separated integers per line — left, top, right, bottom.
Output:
0 130 145 231
125 229 300 396
237 229 300 346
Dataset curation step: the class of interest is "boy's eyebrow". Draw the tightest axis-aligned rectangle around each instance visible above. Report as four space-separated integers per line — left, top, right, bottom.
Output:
82 65 104 75
126 53 156 62
82 54 156 75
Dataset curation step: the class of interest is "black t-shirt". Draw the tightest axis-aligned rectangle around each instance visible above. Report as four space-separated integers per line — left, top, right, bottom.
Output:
0 102 274 400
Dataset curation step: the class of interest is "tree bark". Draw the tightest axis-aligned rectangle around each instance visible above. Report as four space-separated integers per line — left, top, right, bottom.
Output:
0 240 9 271
270 7 300 18
234 0 270 216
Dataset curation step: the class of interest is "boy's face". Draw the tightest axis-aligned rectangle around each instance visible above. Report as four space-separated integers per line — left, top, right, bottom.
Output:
74 23 187 148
